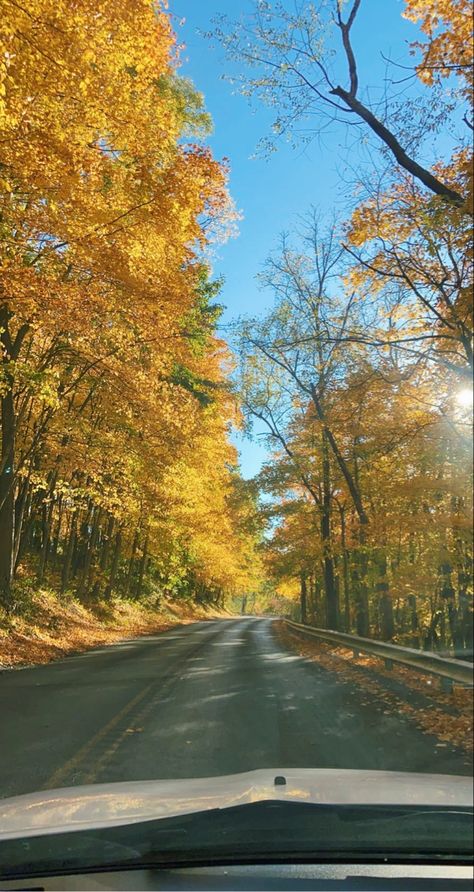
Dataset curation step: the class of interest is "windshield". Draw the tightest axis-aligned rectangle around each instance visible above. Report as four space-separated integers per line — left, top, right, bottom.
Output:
0 0 472 878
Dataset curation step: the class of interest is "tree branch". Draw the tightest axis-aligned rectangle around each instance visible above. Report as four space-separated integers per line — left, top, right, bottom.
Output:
329 87 465 206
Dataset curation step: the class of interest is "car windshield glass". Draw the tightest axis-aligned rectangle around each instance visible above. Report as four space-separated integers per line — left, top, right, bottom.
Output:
0 0 472 878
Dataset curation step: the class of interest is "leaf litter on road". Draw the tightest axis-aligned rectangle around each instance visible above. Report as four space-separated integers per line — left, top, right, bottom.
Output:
275 622 473 758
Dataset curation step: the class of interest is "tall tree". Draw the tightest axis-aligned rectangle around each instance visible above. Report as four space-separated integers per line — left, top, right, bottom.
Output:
0 1 256 611
210 0 472 207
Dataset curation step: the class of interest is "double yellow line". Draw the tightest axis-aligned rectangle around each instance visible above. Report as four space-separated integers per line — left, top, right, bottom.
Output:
43 681 155 790
42 619 236 791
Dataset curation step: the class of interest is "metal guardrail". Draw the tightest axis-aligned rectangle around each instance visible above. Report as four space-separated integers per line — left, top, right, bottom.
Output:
284 620 474 688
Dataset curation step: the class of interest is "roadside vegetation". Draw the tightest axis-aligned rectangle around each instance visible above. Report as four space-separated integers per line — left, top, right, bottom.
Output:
0 585 231 668
214 0 473 653
0 0 265 633
0 1 472 664
277 622 473 759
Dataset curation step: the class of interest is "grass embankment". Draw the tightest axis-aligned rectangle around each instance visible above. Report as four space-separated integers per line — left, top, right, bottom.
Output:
0 589 231 670
276 621 473 758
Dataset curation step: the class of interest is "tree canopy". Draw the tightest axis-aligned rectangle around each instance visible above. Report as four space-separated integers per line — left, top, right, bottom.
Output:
1 1 472 656
0 0 264 611
226 0 473 650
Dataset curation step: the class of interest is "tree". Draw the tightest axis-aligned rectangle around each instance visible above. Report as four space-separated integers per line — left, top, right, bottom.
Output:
210 0 471 207
346 170 473 377
237 216 375 630
0 0 255 612
239 214 472 646
217 1 473 645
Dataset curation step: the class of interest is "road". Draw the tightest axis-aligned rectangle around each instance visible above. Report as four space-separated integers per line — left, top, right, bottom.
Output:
0 617 469 799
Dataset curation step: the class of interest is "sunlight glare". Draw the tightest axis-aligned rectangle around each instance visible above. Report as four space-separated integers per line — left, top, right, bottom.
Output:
455 388 474 410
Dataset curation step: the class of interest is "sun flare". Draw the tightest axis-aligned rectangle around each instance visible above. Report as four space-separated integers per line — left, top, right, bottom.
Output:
455 388 474 410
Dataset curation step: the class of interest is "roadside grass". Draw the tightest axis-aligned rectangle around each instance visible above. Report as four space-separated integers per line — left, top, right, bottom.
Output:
0 583 231 670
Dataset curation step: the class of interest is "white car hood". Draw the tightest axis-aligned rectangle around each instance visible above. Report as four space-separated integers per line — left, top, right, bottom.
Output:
0 769 472 840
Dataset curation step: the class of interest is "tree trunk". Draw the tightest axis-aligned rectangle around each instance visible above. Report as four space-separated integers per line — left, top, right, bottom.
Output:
0 386 15 607
100 515 115 572
309 384 369 527
19 484 37 557
125 528 139 596
447 601 464 656
458 569 473 655
308 574 315 623
14 480 32 573
61 512 78 593
321 517 338 628
377 552 394 640
13 477 31 573
321 431 338 629
338 503 351 632
0 306 30 607
313 576 322 625
51 495 63 570
38 471 58 584
300 571 308 624
38 497 51 584
135 533 149 599
78 506 101 598
408 595 420 647
73 495 96 578
407 531 420 646
105 529 122 599
352 523 370 636
440 562 464 655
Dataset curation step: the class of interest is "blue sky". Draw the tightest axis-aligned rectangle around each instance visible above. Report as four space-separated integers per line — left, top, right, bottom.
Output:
170 1 422 477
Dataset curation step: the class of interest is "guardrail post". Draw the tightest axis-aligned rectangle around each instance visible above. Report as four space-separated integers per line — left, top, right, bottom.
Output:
384 658 393 671
440 676 453 694
352 649 359 659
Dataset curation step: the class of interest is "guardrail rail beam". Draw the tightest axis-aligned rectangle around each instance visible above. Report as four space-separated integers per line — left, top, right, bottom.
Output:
283 620 474 687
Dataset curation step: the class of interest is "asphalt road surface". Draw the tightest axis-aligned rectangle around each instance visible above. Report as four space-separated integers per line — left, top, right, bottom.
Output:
0 617 469 799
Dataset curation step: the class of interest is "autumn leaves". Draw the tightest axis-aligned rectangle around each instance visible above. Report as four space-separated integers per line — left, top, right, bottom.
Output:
0 1 259 608
226 0 473 645
0 0 472 647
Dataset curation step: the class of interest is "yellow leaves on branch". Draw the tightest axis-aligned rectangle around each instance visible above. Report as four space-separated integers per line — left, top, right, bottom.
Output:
0 0 235 312
0 0 255 602
403 0 473 92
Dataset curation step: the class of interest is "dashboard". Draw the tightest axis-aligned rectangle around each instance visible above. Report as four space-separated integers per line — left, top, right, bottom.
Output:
1 862 473 891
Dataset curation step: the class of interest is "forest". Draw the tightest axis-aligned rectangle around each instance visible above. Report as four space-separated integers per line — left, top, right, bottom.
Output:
0 0 264 618
0 0 472 656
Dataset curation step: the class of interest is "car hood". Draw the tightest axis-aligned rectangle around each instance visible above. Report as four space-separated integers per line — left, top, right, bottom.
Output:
0 769 472 840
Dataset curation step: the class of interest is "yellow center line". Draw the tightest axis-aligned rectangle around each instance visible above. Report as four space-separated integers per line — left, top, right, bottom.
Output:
81 691 159 785
80 668 186 784
43 681 155 790
43 624 227 790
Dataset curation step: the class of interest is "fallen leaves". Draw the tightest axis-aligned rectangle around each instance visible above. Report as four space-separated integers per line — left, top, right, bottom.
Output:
276 621 473 756
0 589 230 669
